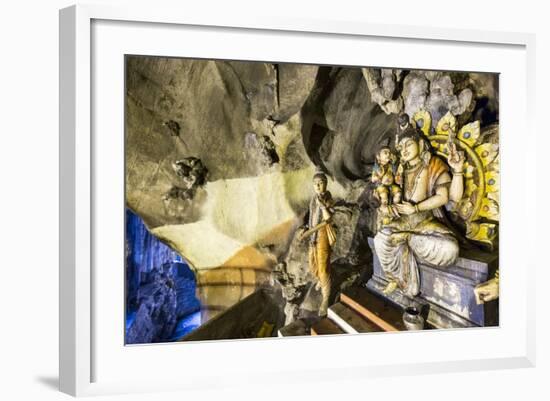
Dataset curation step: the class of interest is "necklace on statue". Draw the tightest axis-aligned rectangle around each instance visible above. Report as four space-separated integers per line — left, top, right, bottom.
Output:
405 161 424 200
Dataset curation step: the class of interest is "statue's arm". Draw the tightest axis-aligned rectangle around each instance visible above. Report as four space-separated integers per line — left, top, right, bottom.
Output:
417 184 449 212
446 140 465 205
321 193 335 221
420 166 464 211
449 170 464 204
371 167 381 184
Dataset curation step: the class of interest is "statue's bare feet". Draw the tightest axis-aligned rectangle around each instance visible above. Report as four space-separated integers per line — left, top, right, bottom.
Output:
383 281 398 295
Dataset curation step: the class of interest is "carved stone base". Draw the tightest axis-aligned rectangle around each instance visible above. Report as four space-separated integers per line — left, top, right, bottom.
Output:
366 238 498 329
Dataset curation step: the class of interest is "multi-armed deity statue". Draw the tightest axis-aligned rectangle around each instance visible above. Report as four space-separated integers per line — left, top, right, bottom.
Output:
365 110 500 329
373 113 466 297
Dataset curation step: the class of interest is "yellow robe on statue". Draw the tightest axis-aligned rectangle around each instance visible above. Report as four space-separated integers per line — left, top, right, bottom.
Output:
307 192 336 310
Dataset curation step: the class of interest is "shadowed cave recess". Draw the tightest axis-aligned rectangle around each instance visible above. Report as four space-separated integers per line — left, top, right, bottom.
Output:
125 57 499 342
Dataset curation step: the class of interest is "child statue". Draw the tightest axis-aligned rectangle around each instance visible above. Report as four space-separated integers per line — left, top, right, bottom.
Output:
298 172 337 317
372 145 402 206
372 145 402 226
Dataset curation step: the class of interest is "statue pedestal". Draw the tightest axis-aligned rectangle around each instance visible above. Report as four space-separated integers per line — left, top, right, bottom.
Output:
366 238 498 329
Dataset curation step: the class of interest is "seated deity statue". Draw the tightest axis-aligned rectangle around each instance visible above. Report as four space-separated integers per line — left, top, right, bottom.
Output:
374 116 465 297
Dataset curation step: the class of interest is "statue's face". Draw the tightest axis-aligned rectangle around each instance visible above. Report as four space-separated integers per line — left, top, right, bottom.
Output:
399 137 420 163
377 148 391 165
313 177 327 195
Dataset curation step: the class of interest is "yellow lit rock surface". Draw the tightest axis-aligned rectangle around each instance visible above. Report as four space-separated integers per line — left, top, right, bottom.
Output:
151 167 346 270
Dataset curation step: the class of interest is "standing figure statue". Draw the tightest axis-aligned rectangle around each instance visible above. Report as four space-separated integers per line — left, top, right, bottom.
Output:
374 113 465 297
298 172 337 316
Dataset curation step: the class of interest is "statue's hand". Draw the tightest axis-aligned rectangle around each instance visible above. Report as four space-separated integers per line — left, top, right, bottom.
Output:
474 278 499 304
379 205 400 219
395 201 416 216
447 141 465 173
390 205 400 218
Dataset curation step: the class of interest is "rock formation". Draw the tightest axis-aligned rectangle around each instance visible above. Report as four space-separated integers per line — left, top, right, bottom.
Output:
125 210 201 343
126 266 178 344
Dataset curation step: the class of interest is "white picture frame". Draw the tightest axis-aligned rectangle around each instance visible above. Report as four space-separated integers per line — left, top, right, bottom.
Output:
59 3 536 397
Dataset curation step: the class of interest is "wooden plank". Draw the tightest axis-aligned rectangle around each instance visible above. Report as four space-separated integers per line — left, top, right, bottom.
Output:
328 303 383 334
311 318 345 336
340 287 406 332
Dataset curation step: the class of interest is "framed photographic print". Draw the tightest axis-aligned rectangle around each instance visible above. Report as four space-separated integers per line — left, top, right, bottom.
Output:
59 3 535 397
